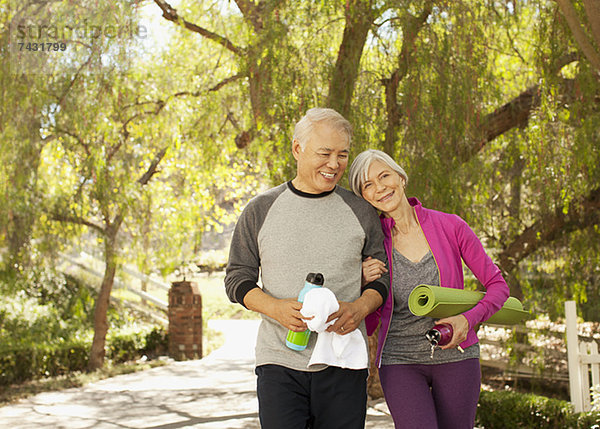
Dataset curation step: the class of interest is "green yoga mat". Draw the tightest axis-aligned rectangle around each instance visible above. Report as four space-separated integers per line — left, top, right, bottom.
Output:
408 285 530 325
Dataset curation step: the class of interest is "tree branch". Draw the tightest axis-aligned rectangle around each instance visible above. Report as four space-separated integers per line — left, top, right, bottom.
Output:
138 146 168 186
120 100 166 144
583 0 600 49
234 0 264 31
467 53 581 159
55 127 92 157
556 0 600 72
153 0 243 56
498 186 600 274
209 73 244 92
55 45 95 108
50 212 105 234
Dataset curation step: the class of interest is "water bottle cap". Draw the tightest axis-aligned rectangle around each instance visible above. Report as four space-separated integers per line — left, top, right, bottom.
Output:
425 329 441 345
306 273 324 285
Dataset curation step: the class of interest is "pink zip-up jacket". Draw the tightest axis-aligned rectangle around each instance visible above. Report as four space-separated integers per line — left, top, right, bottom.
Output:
366 197 510 367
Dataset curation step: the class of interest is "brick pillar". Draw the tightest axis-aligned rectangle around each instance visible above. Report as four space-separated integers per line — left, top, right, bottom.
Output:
168 280 202 360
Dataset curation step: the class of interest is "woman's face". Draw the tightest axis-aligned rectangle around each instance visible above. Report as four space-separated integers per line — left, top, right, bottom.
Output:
361 159 406 213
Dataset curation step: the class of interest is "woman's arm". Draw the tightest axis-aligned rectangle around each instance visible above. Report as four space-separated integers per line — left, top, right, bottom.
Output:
455 216 510 329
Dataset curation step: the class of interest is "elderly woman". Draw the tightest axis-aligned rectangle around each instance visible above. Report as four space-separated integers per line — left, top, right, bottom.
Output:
350 149 509 429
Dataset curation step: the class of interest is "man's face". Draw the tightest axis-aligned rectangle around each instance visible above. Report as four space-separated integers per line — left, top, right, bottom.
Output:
292 123 350 194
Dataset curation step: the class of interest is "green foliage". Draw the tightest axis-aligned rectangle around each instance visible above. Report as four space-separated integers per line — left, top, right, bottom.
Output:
143 327 169 357
0 341 89 386
2 0 600 333
0 269 166 386
0 328 167 387
476 390 600 429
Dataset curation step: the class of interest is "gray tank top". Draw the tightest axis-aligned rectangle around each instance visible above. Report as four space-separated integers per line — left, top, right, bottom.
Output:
381 248 479 365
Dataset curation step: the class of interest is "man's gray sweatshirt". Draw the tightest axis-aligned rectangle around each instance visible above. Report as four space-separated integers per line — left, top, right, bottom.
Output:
224 181 389 372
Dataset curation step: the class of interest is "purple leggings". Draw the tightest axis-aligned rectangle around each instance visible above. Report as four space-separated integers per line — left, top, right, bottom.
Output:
378 359 481 429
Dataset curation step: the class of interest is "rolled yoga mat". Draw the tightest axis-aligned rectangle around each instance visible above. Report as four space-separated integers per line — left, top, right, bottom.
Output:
408 284 530 325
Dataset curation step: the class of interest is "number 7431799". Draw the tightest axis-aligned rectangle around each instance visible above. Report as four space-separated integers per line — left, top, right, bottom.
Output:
18 42 67 51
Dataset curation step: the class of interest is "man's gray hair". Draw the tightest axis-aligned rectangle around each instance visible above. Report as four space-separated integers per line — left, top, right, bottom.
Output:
293 107 353 150
348 149 409 197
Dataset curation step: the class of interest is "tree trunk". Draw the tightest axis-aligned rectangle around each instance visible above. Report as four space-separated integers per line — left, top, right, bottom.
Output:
87 147 165 370
383 70 401 156
327 0 377 118
367 325 383 399
383 4 433 155
88 231 119 370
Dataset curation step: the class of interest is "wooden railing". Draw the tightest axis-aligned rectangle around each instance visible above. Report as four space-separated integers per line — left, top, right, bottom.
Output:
58 251 169 325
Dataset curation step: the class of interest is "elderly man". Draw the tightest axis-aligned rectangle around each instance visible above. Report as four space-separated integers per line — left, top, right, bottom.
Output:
224 107 389 429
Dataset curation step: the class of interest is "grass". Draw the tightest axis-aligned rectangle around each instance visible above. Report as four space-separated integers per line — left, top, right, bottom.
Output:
194 272 260 321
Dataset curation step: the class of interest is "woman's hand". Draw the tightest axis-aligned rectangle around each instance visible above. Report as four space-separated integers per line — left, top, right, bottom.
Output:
361 256 387 286
436 314 469 350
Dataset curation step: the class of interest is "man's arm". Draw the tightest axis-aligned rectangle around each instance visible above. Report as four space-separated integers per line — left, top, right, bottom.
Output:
224 197 262 306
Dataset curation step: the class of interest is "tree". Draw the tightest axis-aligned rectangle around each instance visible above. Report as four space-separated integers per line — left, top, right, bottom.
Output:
148 0 600 314
3 0 600 374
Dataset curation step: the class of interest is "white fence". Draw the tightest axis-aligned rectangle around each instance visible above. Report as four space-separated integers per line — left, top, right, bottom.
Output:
565 300 600 412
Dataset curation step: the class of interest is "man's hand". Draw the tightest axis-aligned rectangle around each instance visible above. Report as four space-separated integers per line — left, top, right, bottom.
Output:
325 289 383 335
243 288 310 331
272 298 310 332
436 314 469 350
325 301 368 335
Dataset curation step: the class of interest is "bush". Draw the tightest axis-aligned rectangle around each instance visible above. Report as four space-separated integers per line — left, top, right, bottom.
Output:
143 327 169 357
106 331 146 363
0 328 167 387
477 390 600 428
0 268 169 387
106 327 168 362
0 341 89 385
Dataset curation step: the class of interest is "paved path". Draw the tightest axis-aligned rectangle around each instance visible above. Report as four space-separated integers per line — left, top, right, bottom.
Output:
0 320 393 428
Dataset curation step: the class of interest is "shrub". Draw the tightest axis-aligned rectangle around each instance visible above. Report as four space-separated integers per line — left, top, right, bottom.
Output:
0 269 168 386
0 341 89 386
0 327 167 386
477 390 600 429
143 327 168 357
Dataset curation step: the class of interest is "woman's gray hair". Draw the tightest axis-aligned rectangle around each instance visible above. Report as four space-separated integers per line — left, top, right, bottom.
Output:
293 107 353 150
348 149 409 197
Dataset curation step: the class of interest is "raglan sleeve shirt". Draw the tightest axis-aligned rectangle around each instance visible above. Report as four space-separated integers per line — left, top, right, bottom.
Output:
224 184 389 310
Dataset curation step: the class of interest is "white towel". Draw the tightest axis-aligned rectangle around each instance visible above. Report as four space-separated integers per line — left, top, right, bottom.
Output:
300 287 369 370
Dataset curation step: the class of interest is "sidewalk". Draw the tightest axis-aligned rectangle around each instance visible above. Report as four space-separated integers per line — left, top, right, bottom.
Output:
0 320 394 428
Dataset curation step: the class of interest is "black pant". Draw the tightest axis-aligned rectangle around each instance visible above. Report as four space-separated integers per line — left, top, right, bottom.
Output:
255 364 368 429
